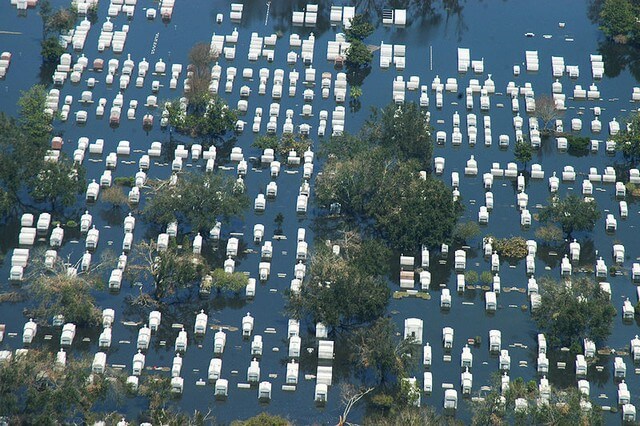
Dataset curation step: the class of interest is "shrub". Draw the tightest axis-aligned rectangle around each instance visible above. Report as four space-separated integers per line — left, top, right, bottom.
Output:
567 135 590 155
454 221 481 243
465 270 479 285
114 176 135 187
491 236 528 259
480 271 493 285
535 224 564 243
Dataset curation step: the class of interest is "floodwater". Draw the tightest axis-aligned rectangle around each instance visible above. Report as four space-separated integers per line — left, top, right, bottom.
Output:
1 0 640 423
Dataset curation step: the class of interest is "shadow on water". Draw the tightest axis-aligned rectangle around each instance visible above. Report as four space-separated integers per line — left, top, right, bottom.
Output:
598 39 640 82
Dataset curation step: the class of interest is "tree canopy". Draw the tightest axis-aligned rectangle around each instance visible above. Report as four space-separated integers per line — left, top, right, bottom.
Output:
471 376 602 426
532 277 616 349
286 234 390 329
513 140 532 168
345 14 374 42
599 0 639 43
0 351 114 424
370 163 458 251
348 317 417 384
614 111 640 164
143 172 248 233
165 93 238 143
316 102 455 251
538 194 601 236
0 85 84 217
127 240 208 299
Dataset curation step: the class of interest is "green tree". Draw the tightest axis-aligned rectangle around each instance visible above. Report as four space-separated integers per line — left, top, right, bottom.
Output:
599 0 636 41
366 102 434 169
371 165 458 251
472 375 602 426
532 277 616 348
349 317 418 384
315 148 386 217
567 135 591 156
165 93 237 144
539 194 601 236
28 267 102 326
0 351 116 424
252 135 279 152
46 8 76 35
453 221 481 243
40 36 65 64
286 240 390 329
127 240 207 299
209 268 249 294
346 39 373 69
231 412 291 426
143 172 248 233
614 111 640 165
28 160 84 209
513 140 532 168
18 84 52 144
345 14 374 41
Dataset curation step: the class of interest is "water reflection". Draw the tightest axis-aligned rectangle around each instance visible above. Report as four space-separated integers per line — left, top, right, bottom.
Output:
598 39 640 81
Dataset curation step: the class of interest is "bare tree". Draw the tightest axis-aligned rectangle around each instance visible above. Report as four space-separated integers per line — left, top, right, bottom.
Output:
338 384 375 426
533 94 563 134
187 42 214 97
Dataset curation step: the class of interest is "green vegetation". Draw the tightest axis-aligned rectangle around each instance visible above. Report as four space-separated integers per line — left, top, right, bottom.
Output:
165 93 237 144
539 194 601 236
286 233 390 329
532 277 616 348
471 376 602 425
345 14 375 42
317 102 456 251
231 412 291 426
614 111 640 165
599 0 639 43
28 267 102 326
346 39 373 69
490 236 528 259
39 0 76 63
371 164 458 251
513 140 532 168
348 317 417 383
209 268 249 294
534 224 564 244
164 44 237 143
365 406 458 426
368 102 434 169
0 351 117 424
0 85 84 217
344 14 375 85
453 221 481 243
127 240 207 299
349 85 363 99
114 176 135 187
567 135 591 156
465 270 479 285
40 37 65 64
252 133 311 157
480 271 493 285
143 172 248 233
